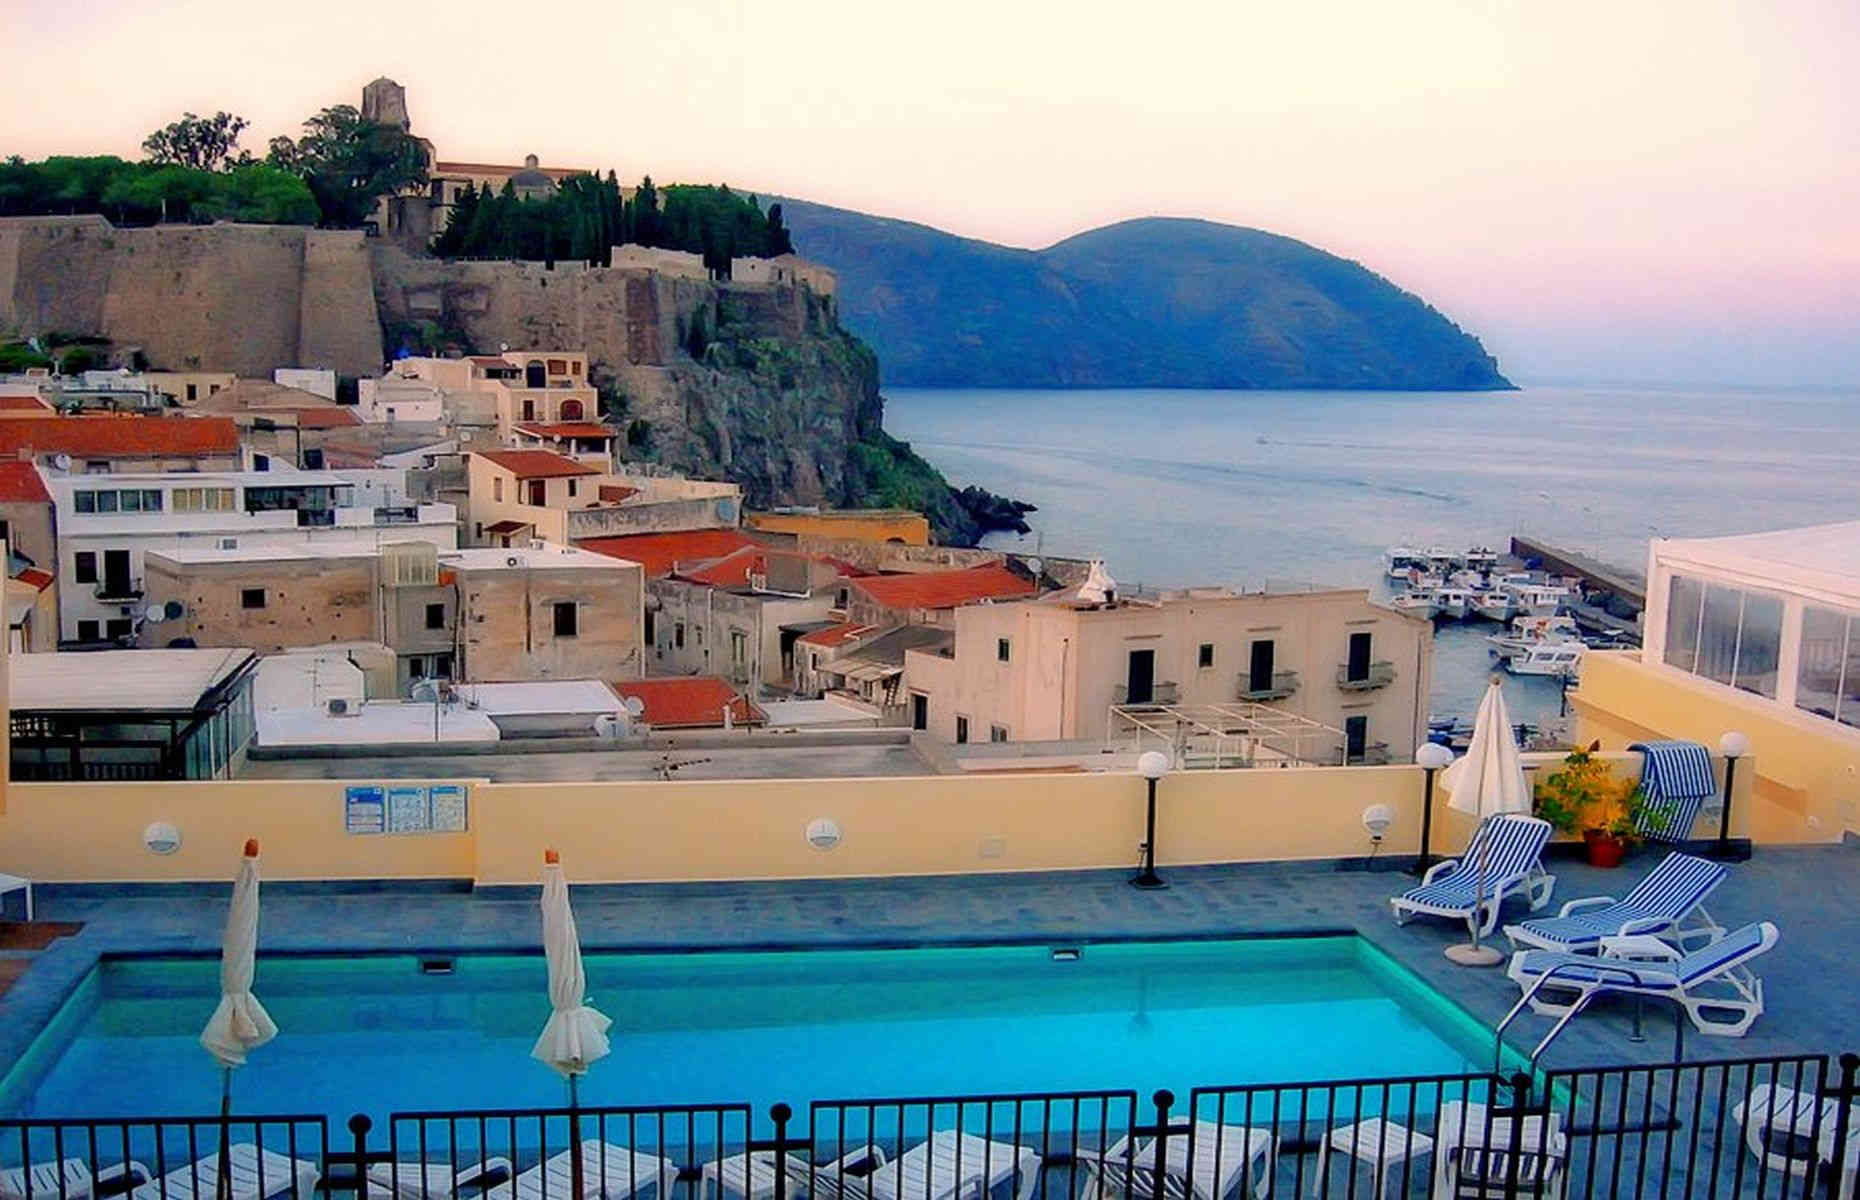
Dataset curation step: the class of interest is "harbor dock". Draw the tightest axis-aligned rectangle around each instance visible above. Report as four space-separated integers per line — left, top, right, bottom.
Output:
1510 534 1644 640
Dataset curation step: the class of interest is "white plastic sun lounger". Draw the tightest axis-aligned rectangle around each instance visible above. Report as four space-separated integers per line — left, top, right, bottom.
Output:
1733 1082 1860 1200
1 1158 149 1200
1391 816 1555 938
502 1141 678 1200
812 1131 1038 1200
1430 1100 1566 1200
1503 921 1778 1049
1503 851 1727 954
129 1145 319 1200
701 1144 885 1200
1085 1121 1277 1200
365 1155 512 1200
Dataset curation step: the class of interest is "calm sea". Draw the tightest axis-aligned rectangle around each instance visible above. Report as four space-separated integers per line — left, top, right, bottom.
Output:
884 384 1860 731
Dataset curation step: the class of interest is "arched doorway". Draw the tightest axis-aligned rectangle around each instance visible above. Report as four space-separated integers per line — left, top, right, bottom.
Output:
559 398 584 421
525 360 546 388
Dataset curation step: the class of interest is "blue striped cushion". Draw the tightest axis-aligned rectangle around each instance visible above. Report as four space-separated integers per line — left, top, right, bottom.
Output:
1514 922 1774 991
1630 741 1717 841
1401 817 1549 911
1509 853 1725 948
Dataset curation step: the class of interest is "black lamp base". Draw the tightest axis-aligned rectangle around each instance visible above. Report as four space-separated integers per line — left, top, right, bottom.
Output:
1702 838 1753 863
1129 872 1169 890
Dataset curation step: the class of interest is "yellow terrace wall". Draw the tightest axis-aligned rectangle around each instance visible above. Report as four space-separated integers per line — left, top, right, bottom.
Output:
746 510 931 546
1572 649 1853 843
2 766 1421 885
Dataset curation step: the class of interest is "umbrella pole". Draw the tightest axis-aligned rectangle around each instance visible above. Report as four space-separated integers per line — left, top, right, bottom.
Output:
1446 816 1506 967
567 1074 585 1199
217 1069 234 1200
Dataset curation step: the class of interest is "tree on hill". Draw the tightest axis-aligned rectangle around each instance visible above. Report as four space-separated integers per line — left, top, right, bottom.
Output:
142 111 250 172
267 104 427 228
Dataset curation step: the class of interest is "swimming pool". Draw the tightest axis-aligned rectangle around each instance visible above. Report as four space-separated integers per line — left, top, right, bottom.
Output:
2 936 1504 1126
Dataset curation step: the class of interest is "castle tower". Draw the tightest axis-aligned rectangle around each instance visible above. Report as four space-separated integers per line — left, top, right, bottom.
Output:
362 77 411 131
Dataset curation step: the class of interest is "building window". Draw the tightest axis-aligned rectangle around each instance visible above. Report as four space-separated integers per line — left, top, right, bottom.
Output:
241 588 266 610
693 625 703 646
644 610 656 644
186 384 197 402
835 587 849 609
434 652 454 679
75 491 95 514
522 399 536 421
674 621 686 649
493 477 504 502
997 637 1011 663
1796 605 1860 728
1663 574 1783 698
425 603 446 630
77 619 99 641
74 551 97 584
94 491 118 513
989 724 1009 743
106 618 132 641
956 716 969 744
1198 643 1215 669
552 601 578 637
1345 715 1369 763
730 630 747 665
567 478 578 497
408 656 425 680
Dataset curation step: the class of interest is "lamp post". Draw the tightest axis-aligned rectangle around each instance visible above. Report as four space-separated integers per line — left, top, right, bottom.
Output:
1711 730 1751 861
1413 741 1455 875
1131 750 1170 890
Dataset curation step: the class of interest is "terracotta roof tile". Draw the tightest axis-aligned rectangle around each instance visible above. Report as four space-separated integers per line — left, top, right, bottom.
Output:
612 676 764 728
677 545 766 587
484 519 532 536
278 407 361 429
0 461 52 503
475 449 600 478
575 528 757 576
597 484 640 504
15 566 53 590
0 395 52 413
0 416 240 459
851 564 1037 610
797 622 879 648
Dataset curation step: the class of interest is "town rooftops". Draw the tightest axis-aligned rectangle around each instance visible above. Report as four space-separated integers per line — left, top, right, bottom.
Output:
797 621 880 648
850 563 1038 610
0 394 53 413
475 449 600 478
577 528 758 577
483 519 532 536
451 680 623 716
443 544 634 572
675 546 869 590
261 407 362 430
0 461 51 503
10 647 257 711
516 422 614 439
611 676 765 728
0 416 240 458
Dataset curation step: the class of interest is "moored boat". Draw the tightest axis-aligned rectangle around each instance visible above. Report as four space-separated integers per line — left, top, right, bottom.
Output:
1505 641 1584 677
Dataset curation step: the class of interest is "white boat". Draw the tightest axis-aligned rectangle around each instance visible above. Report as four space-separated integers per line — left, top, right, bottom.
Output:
1507 581 1572 616
1389 589 1440 619
1462 546 1500 574
1472 589 1514 621
1506 642 1584 677
1433 587 1474 620
1487 615 1582 660
1384 546 1428 579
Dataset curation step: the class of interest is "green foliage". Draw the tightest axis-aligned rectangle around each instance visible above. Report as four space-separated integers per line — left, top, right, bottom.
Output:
432 174 796 270
0 157 315 226
142 111 249 172
626 419 653 451
267 104 427 227
1535 743 1657 839
0 341 53 372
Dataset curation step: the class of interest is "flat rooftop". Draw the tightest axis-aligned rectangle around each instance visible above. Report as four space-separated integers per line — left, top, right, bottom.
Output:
450 679 621 715
241 738 935 781
444 545 634 571
9 647 254 711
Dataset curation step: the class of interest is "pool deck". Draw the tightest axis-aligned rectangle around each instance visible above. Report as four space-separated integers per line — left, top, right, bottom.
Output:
4 844 1858 1095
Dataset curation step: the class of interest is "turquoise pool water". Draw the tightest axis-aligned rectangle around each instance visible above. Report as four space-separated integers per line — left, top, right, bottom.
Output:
2 937 1502 1126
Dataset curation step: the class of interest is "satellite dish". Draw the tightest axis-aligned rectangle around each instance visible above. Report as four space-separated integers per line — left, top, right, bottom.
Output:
164 599 185 621
52 453 72 471
623 696 646 717
716 499 737 522
1024 557 1044 577
141 602 165 623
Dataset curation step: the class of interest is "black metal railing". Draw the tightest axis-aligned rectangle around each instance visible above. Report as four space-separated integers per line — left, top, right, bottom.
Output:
5 1053 1857 1200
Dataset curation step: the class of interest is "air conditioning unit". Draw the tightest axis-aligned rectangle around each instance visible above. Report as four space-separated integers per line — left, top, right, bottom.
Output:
326 697 355 716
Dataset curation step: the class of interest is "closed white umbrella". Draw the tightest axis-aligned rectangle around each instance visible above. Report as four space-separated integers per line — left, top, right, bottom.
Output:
200 839 278 1086
532 849 612 1092
1440 679 1532 966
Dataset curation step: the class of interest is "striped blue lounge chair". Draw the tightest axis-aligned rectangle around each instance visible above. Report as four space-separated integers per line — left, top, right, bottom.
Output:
1390 815 1555 938
1503 921 1778 1050
1629 740 1717 843
1503 851 1728 953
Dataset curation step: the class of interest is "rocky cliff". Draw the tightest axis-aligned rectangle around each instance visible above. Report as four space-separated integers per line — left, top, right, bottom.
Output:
0 216 1000 542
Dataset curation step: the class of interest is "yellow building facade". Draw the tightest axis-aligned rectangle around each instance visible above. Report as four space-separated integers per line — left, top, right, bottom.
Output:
747 509 930 546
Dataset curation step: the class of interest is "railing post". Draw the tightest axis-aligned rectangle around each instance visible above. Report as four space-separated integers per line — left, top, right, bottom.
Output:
1505 1072 1533 1197
348 1115 373 1200
1825 1054 1859 1200
1149 1090 1174 1200
770 1104 792 1200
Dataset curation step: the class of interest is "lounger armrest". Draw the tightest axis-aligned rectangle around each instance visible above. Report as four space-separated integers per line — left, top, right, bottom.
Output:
1556 895 1616 917
1600 934 1681 960
1613 916 1673 939
1421 858 1461 886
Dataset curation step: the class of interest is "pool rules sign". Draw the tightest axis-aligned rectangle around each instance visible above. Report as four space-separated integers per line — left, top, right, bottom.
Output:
344 784 469 835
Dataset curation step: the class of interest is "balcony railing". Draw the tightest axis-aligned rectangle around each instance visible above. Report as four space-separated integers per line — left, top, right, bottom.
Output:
93 580 143 602
373 506 421 525
1112 681 1179 706
1336 660 1396 691
1336 740 1391 766
1238 669 1299 701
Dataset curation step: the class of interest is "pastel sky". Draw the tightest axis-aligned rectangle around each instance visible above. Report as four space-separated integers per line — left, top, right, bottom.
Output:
3 0 1855 386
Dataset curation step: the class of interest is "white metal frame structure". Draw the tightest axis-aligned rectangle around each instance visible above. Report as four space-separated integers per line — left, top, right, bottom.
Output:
1107 701 1345 769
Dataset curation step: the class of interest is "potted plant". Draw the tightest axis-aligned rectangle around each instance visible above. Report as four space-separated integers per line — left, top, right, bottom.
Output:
1533 741 1661 868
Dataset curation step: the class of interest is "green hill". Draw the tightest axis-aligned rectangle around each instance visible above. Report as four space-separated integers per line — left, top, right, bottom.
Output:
774 201 1512 390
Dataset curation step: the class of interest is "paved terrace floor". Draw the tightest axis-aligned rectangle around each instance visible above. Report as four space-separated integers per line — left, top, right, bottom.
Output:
4 846 1857 1086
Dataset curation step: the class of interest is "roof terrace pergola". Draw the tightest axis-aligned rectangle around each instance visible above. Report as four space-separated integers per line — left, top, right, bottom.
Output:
1108 701 1346 768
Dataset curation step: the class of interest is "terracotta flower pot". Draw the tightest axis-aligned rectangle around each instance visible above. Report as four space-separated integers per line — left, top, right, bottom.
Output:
1584 829 1627 868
